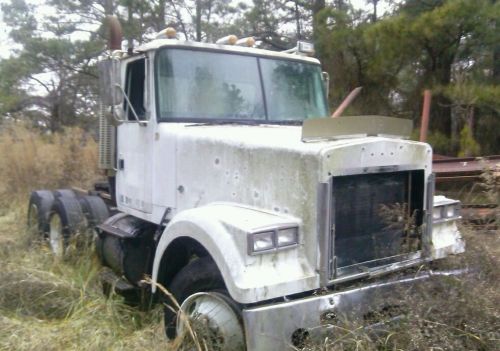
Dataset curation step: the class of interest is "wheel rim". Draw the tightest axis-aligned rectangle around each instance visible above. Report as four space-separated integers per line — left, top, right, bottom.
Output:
49 213 64 257
177 292 245 351
28 204 39 233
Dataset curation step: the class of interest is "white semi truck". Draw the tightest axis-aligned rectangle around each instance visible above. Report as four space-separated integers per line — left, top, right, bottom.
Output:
27 18 465 350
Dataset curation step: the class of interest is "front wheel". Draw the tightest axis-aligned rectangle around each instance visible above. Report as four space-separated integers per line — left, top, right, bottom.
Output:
164 257 245 350
177 291 245 351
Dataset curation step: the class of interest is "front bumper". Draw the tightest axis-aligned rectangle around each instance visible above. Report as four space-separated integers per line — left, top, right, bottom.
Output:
242 269 465 350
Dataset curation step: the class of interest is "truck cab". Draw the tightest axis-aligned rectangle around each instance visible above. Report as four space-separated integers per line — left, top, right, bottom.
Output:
85 23 466 350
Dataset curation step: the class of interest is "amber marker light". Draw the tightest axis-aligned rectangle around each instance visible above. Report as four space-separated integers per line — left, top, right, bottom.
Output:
236 37 256 47
156 27 177 39
216 35 238 45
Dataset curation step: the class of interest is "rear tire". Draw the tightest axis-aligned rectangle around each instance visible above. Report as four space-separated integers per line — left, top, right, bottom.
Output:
27 190 55 237
164 257 227 339
79 195 110 227
48 196 86 257
54 189 76 198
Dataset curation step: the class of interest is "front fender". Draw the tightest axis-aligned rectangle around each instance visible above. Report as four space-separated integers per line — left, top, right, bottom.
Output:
151 203 318 304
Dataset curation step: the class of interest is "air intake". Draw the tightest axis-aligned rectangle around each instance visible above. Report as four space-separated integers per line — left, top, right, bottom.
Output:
98 102 116 170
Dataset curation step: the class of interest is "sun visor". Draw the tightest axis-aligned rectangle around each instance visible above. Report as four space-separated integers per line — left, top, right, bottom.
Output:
302 116 413 142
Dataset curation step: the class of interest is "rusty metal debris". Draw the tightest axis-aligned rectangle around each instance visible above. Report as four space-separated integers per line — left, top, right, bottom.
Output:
433 155 498 229
419 90 432 142
433 155 500 183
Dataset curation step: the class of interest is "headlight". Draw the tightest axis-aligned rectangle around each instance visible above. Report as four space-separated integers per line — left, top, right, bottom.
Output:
248 226 299 255
432 201 461 223
445 205 456 218
433 207 443 220
251 231 274 252
277 227 298 247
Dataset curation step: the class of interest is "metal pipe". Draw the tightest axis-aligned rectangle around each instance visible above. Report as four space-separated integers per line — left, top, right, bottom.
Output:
106 16 123 51
419 90 432 142
331 87 363 118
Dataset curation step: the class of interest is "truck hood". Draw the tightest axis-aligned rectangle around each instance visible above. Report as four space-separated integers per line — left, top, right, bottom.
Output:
164 122 404 157
156 122 432 220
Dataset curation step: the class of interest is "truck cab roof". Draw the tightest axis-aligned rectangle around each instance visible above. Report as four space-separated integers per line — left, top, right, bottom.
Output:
134 38 321 65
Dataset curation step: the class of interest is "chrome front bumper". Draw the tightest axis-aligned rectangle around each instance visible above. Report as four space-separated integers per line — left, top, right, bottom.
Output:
242 269 465 350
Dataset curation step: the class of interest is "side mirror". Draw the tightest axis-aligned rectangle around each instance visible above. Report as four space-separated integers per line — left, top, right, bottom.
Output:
98 58 123 107
322 71 330 99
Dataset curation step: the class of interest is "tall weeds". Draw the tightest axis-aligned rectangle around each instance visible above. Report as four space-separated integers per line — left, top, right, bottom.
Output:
0 206 168 351
0 125 169 350
0 124 99 206
0 126 498 350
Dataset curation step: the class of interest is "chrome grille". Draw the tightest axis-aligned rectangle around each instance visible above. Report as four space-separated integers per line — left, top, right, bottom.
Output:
329 170 424 279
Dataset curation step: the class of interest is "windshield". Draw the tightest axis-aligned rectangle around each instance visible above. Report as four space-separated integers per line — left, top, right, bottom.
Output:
155 48 328 122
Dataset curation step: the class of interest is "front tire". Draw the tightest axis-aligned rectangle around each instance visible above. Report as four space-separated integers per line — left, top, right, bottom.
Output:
163 257 242 348
178 291 245 351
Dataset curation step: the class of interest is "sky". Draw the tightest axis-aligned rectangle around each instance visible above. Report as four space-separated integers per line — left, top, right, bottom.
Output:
0 0 394 98
0 0 393 59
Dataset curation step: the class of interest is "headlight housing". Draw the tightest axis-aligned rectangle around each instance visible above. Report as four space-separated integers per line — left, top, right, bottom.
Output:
248 226 299 255
432 198 461 223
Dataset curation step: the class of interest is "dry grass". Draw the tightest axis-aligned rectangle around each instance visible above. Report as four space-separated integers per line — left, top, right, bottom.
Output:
298 225 499 351
0 206 169 351
0 124 99 208
0 126 498 350
0 125 169 350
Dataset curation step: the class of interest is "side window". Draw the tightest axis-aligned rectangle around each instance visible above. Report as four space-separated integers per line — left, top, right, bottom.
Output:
124 58 146 121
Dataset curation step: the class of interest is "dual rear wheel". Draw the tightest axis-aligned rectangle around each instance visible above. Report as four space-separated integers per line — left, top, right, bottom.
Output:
27 189 109 257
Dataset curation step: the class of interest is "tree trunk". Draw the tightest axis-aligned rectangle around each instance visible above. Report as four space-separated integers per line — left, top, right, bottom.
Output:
127 3 134 51
425 50 455 140
493 16 500 83
372 0 379 23
157 0 166 31
103 0 114 15
312 0 325 41
195 0 202 42
334 0 346 11
294 1 301 40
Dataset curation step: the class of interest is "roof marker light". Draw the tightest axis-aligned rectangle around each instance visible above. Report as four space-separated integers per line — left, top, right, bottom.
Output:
298 41 315 55
216 35 238 45
235 37 255 47
156 27 177 39
282 41 315 56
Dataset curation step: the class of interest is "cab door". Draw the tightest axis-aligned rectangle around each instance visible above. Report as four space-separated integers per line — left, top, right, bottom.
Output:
115 56 154 215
